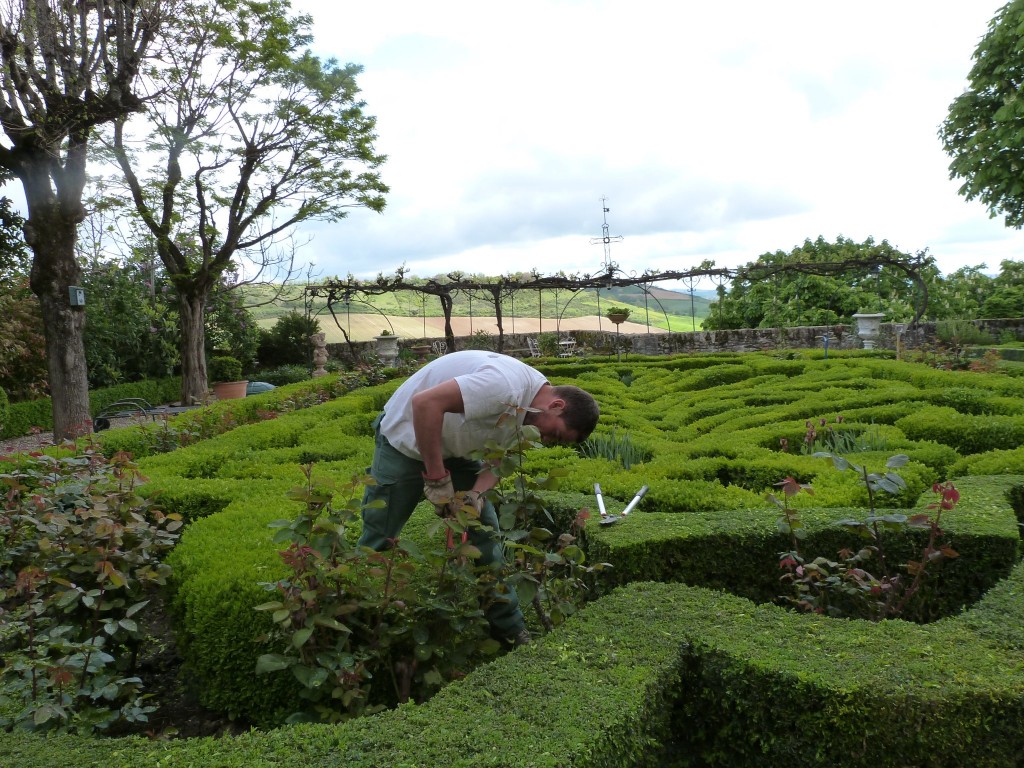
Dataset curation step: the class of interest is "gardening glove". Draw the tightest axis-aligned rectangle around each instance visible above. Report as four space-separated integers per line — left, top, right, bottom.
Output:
423 471 456 517
462 490 484 515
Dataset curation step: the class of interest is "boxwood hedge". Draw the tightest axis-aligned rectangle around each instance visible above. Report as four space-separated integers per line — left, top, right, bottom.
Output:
3 354 1024 767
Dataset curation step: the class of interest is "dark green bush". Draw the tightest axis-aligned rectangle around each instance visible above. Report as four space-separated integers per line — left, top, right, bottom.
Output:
209 355 243 383
256 311 320 368
256 365 310 386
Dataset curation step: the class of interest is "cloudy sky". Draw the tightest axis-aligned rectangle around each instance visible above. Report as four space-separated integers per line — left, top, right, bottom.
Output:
283 0 1024 288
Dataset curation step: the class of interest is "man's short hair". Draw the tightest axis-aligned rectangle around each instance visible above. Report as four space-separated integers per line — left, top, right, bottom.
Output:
552 385 599 442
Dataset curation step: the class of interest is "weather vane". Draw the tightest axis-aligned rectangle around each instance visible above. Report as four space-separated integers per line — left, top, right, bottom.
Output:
589 196 623 279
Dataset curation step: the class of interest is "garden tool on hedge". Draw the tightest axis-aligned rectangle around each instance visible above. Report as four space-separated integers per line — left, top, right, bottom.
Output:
594 483 608 520
599 484 649 526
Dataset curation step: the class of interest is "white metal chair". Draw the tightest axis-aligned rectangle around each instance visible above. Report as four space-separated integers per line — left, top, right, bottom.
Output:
557 336 577 357
431 340 448 355
526 337 541 357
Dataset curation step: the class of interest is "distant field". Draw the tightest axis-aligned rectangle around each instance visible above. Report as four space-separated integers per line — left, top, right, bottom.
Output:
243 281 712 339
266 313 667 343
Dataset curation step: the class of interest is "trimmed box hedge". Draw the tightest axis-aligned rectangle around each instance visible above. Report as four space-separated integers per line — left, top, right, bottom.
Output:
4 354 1024 767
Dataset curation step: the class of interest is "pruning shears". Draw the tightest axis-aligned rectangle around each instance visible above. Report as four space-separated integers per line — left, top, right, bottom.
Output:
596 483 649 526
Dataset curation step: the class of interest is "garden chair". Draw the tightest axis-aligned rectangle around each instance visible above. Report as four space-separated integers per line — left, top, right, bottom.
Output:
526 337 542 357
431 339 448 355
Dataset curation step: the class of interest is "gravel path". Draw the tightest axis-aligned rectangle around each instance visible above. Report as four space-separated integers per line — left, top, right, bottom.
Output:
0 414 149 457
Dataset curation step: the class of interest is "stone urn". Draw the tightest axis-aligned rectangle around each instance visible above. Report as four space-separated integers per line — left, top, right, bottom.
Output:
409 344 431 364
852 312 885 350
374 333 400 366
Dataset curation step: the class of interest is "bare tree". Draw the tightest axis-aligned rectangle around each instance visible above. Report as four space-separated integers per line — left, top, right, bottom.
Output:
102 0 386 404
0 0 162 439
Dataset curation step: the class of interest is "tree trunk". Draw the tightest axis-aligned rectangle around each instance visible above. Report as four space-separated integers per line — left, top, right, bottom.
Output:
490 286 506 352
178 290 208 405
25 196 92 441
440 292 456 351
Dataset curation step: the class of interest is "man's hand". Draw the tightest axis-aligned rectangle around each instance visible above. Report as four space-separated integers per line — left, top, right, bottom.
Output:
463 489 484 514
423 471 455 516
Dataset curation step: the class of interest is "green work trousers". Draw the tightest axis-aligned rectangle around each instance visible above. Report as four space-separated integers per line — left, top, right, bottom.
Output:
357 414 525 637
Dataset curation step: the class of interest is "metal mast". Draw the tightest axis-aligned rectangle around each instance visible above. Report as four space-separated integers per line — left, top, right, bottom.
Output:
589 196 623 278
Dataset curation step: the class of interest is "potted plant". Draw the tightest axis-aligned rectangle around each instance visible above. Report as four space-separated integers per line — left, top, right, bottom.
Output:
606 306 631 324
208 355 248 400
373 328 400 366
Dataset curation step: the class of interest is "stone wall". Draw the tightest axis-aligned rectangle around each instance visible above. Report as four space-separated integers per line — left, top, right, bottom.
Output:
324 318 1024 362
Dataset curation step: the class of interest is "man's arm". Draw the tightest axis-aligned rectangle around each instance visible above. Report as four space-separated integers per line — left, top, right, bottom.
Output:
411 380 464 481
411 379 499 495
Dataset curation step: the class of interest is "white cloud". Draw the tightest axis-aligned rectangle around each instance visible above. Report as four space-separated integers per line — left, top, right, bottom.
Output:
5 1 1014 286
282 1 1024 284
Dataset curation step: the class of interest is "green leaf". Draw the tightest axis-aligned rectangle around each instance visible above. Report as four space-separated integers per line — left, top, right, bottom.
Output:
886 454 910 468
292 627 314 649
516 580 538 604
562 545 585 564
124 599 150 618
875 477 902 494
312 615 350 633
255 653 292 674
479 638 502 655
879 514 908 524
423 669 443 686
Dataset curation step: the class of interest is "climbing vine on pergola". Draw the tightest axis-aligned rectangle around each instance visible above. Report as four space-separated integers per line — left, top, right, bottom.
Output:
306 250 931 354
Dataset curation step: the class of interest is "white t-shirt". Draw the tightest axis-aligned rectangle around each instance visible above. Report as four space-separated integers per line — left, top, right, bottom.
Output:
380 351 548 460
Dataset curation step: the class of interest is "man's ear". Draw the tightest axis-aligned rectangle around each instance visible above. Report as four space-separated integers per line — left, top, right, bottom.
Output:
548 397 566 412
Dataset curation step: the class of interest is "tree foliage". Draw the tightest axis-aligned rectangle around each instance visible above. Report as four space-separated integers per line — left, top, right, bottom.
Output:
100 0 387 404
940 1 1024 228
705 237 939 330
0 0 162 438
0 196 46 401
979 260 1024 318
257 310 320 368
80 256 180 388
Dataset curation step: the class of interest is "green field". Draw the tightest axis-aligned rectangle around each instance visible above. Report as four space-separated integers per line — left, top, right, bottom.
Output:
243 283 712 341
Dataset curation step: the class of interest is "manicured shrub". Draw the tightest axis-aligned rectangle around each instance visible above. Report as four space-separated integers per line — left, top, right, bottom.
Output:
5 355 1024 766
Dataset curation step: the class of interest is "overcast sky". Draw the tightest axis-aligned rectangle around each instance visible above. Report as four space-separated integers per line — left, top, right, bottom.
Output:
281 0 1024 288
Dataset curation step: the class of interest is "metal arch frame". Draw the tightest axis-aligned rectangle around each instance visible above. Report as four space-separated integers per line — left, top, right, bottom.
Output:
303 250 931 349
633 279 673 334
555 286 585 335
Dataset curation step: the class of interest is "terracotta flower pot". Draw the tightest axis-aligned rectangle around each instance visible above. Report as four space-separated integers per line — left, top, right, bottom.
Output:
212 380 248 400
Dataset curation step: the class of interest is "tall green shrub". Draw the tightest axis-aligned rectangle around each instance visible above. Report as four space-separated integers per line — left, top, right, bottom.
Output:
256 311 320 368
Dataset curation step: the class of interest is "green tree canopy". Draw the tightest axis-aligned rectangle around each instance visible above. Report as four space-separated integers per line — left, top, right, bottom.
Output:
705 236 938 330
980 260 1024 318
940 0 1024 228
100 0 387 404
